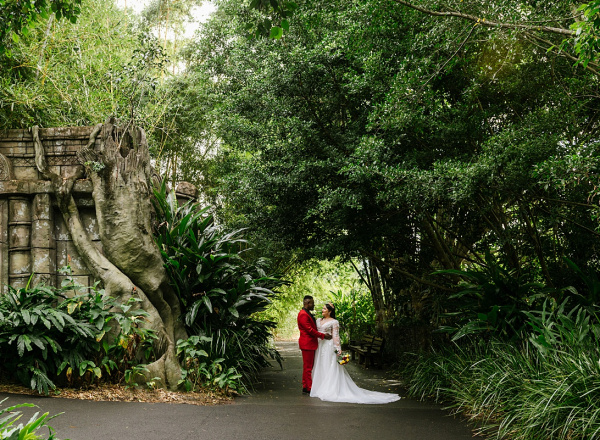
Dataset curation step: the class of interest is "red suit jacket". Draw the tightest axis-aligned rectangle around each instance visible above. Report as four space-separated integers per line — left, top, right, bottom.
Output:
298 309 325 350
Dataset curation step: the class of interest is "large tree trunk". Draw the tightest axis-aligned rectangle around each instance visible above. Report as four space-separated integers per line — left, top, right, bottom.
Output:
33 119 187 389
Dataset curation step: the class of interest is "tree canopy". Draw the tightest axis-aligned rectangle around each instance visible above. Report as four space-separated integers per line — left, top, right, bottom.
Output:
2 0 600 374
158 0 600 344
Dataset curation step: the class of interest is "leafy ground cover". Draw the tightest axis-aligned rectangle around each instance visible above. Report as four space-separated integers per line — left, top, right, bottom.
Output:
0 276 231 404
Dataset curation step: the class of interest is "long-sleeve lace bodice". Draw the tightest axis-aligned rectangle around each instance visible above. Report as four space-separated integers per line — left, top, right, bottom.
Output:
311 318 400 404
317 318 341 354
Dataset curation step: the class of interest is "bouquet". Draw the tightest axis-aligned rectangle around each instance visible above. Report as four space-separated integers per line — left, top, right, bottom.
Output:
337 352 351 365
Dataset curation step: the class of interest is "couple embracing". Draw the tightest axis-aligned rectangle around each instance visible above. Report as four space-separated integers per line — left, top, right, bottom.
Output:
297 295 400 404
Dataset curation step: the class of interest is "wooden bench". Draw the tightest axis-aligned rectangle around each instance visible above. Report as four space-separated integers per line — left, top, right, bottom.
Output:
348 335 385 368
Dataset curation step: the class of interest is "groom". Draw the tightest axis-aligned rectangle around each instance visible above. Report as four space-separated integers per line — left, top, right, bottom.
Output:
298 295 332 394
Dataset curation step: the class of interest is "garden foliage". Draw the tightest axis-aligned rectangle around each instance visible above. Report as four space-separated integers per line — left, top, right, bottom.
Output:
404 301 600 439
152 181 283 391
0 272 155 394
330 288 376 346
0 398 65 440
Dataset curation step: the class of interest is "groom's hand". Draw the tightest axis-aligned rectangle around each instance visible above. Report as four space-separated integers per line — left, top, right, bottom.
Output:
324 334 332 340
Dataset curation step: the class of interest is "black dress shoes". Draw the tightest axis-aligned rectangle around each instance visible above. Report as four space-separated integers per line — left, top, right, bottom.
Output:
302 388 310 394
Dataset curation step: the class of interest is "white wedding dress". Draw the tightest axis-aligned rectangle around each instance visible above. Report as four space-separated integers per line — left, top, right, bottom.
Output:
310 318 400 404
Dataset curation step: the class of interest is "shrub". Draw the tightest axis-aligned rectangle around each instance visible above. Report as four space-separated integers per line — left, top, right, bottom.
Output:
152 181 283 391
434 252 549 342
330 288 376 346
403 303 600 439
176 336 242 395
0 272 155 394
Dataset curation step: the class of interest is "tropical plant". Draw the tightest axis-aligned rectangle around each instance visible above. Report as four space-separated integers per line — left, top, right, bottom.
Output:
152 180 283 390
176 336 242 394
0 271 156 394
403 302 600 439
433 252 551 341
524 299 600 358
0 398 66 440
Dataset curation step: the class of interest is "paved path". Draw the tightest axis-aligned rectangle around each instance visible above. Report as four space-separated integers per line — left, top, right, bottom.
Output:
0 342 475 440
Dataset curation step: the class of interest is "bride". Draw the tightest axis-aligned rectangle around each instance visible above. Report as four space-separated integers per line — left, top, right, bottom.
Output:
310 302 401 404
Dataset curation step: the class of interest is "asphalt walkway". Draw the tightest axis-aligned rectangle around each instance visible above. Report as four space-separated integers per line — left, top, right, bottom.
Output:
0 342 475 440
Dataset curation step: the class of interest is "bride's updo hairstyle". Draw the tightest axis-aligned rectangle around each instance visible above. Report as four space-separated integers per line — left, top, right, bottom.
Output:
325 302 336 319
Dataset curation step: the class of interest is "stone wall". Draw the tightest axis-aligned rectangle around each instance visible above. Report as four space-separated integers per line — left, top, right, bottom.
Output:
0 126 100 292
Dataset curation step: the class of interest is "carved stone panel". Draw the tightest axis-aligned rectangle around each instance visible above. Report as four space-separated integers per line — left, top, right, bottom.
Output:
0 154 12 180
0 126 98 290
0 199 7 294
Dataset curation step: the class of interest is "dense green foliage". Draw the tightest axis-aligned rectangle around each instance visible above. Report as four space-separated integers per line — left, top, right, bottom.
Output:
152 182 283 391
0 273 155 394
0 0 170 131
3 1 600 430
330 288 376 346
166 0 600 351
403 301 600 439
0 0 81 56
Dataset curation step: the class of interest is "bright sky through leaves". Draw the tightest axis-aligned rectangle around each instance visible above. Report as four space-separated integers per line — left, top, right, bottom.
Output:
115 0 216 37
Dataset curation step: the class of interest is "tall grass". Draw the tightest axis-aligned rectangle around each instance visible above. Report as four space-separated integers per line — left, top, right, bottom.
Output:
403 303 600 439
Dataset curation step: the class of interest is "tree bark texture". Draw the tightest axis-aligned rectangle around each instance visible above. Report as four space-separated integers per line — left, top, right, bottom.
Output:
33 119 187 389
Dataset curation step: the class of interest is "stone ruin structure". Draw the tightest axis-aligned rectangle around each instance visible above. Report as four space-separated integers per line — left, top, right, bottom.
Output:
0 125 197 294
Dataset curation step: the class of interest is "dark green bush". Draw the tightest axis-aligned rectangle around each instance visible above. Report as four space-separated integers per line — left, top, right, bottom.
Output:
152 181 283 390
403 303 600 439
0 272 155 394
434 252 554 342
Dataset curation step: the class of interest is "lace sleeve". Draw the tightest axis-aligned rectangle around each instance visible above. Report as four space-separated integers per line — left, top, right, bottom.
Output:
333 320 342 354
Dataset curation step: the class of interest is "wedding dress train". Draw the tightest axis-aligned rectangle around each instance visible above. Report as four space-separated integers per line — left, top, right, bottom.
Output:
310 318 401 404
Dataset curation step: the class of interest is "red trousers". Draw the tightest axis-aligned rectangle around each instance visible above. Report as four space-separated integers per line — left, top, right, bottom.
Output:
301 349 316 390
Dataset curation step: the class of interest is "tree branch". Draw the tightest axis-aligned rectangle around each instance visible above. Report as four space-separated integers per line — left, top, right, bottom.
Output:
522 32 600 76
359 249 453 292
392 0 574 36
421 23 478 90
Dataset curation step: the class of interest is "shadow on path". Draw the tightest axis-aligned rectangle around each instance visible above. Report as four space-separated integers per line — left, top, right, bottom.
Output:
0 341 475 440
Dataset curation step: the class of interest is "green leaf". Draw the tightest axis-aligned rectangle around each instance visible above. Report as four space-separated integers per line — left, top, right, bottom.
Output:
30 335 45 351
270 26 283 39
22 309 31 325
203 296 213 313
67 302 78 314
